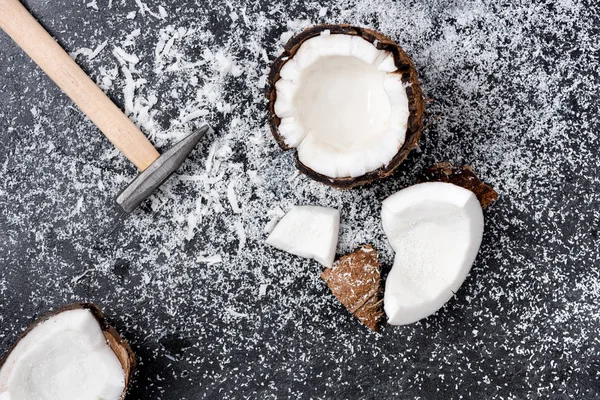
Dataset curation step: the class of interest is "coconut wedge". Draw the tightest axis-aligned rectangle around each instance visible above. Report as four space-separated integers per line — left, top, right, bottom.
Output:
382 182 485 325
266 205 340 267
0 303 135 400
267 24 424 188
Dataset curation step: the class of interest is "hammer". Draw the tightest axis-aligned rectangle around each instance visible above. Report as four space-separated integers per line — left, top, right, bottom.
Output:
0 0 210 212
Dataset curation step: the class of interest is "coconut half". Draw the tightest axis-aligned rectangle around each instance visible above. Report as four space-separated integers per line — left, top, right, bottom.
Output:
382 182 485 325
267 24 424 188
266 205 340 267
0 303 135 400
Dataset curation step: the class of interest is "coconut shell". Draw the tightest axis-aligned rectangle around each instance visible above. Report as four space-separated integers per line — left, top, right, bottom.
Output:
267 24 425 189
417 162 498 208
0 302 136 400
321 245 384 331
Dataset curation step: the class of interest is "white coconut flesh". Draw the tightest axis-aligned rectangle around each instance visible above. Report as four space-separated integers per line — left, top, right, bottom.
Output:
381 182 484 325
274 33 410 178
266 205 340 268
0 309 126 400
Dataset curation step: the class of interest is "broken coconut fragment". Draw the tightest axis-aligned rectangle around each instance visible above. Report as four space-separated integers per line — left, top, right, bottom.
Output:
417 162 498 208
321 245 384 331
382 182 485 325
0 303 135 400
266 205 339 267
267 24 424 188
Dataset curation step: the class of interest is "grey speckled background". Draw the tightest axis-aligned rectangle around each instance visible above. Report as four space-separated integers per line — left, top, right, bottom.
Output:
1 0 600 399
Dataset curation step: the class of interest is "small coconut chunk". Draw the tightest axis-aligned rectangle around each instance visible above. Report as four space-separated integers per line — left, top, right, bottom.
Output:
321 245 384 331
417 162 499 209
0 308 127 400
273 33 409 179
266 205 339 267
382 182 484 325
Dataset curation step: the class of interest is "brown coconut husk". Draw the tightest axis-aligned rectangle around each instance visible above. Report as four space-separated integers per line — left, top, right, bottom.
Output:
417 162 498 208
0 303 136 400
266 24 425 189
321 245 384 331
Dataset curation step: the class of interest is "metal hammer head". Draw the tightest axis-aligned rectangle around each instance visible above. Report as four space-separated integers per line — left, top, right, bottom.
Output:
116 124 212 212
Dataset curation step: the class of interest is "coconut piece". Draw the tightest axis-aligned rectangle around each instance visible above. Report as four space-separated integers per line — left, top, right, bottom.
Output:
417 162 498 208
382 182 484 325
266 205 339 267
321 245 384 331
0 303 135 400
267 24 424 188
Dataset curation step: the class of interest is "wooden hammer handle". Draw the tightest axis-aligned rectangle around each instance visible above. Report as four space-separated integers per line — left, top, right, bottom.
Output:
0 0 160 171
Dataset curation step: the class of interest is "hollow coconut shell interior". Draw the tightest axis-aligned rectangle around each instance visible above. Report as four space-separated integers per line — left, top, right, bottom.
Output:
0 302 136 400
267 24 425 189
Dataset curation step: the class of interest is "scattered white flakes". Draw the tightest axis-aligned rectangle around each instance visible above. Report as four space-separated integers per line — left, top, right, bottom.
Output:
86 0 98 10
113 46 140 66
185 213 199 241
215 144 232 160
134 0 146 15
227 180 241 214
160 34 177 61
122 29 141 47
264 206 285 234
318 7 328 17
158 5 168 18
226 308 248 318
203 170 226 185
177 174 203 182
70 41 107 60
71 268 94 284
286 18 311 31
230 12 239 22
280 31 294 43
231 64 243 77
180 109 209 124
70 196 84 217
121 66 136 115
258 284 268 297
126 11 136 19
196 254 222 265
204 141 218 175
88 41 108 59
210 189 224 213
69 47 92 59
257 74 267 88
234 220 246 252
98 65 118 90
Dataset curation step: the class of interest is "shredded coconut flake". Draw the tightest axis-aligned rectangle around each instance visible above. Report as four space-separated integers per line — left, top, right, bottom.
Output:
227 180 241 214
196 254 222 265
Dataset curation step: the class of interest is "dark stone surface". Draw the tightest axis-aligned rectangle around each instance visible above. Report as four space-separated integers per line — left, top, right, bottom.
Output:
1 0 600 399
